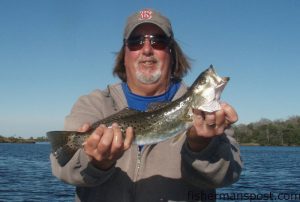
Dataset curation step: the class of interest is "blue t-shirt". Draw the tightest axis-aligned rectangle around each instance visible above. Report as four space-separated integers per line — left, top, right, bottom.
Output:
121 82 181 112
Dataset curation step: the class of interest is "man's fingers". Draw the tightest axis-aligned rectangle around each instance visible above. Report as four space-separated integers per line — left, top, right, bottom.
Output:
83 123 134 164
221 102 238 124
78 123 90 132
84 126 103 150
98 127 114 155
215 109 225 126
112 123 123 147
124 127 134 150
203 112 216 126
109 123 124 158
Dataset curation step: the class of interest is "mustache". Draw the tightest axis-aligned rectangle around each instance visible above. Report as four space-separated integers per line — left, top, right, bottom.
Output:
137 56 159 63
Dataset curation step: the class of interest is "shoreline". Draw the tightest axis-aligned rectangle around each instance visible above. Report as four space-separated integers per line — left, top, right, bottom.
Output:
0 136 47 144
0 140 37 144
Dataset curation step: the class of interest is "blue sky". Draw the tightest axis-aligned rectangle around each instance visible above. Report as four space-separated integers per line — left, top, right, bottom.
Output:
1 0 299 138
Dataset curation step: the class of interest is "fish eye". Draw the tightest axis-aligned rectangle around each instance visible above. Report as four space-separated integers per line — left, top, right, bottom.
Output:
200 78 207 85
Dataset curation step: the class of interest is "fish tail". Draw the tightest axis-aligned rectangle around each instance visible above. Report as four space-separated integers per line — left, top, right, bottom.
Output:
47 130 80 166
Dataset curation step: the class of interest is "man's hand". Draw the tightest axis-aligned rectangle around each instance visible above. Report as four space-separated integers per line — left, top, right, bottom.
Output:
78 123 134 170
187 102 238 152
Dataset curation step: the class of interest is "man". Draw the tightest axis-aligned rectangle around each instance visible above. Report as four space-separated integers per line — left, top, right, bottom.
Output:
50 8 242 202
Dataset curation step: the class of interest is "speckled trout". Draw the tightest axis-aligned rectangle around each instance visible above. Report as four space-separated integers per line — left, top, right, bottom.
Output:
47 65 229 166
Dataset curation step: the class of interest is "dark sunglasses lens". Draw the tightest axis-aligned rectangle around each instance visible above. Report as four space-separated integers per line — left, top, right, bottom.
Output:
127 37 143 51
151 36 169 50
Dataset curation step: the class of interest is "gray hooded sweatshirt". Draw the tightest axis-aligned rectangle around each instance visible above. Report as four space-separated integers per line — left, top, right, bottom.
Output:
50 83 242 202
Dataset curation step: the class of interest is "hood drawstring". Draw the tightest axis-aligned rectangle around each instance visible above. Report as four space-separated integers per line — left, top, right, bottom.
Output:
105 85 118 112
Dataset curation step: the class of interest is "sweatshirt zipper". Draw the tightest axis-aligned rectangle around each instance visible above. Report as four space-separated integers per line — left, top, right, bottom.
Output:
135 147 142 180
133 147 142 201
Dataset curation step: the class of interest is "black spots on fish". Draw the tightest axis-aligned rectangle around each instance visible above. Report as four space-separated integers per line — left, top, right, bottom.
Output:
132 121 139 131
138 121 148 130
55 145 77 166
129 119 139 129
115 114 123 119
67 136 75 148
123 118 147 133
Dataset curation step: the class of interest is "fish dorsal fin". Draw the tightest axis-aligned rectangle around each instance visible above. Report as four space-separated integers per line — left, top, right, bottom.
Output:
146 102 170 112
111 107 141 118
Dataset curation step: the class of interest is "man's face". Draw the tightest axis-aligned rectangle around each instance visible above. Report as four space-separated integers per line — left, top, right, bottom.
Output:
124 23 172 92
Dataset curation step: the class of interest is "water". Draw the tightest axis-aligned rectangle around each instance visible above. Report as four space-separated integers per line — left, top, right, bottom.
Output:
0 144 299 202
218 146 300 202
0 143 74 202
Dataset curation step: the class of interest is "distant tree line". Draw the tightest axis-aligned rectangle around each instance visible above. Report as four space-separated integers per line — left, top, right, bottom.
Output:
0 135 48 143
233 116 300 146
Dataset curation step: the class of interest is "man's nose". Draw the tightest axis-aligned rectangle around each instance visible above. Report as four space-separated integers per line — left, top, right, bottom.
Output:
141 38 154 55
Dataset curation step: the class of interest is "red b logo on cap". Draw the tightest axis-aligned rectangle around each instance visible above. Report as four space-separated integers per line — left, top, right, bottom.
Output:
139 9 152 20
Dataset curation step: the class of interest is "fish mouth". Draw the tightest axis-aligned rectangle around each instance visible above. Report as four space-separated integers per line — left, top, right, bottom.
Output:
216 77 230 88
221 76 230 83
208 76 229 102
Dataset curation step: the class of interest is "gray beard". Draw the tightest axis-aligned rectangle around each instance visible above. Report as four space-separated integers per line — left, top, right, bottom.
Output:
136 70 161 84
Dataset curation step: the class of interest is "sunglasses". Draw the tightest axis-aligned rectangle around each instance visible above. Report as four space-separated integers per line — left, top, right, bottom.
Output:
125 34 172 51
